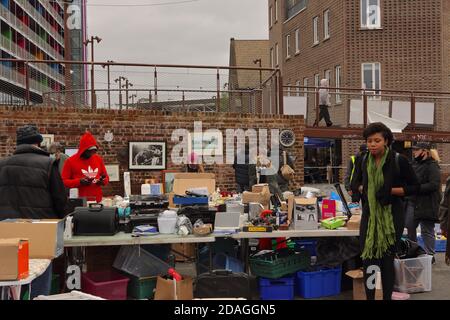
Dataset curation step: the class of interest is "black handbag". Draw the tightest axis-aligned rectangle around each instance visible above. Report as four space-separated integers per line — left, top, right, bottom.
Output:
73 203 119 236
194 270 253 299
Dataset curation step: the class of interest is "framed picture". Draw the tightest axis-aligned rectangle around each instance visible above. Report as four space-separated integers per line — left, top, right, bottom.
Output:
105 165 120 182
41 134 54 150
129 141 166 170
162 170 177 194
187 131 223 157
64 147 78 157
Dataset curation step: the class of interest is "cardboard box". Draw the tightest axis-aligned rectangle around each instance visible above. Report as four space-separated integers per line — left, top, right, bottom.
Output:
154 275 193 300
171 243 196 262
0 219 64 259
0 238 29 281
345 269 366 300
242 184 271 210
346 214 361 230
288 197 319 230
172 173 215 195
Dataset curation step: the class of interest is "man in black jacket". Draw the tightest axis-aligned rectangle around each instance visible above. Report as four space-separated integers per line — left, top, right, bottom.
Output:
0 124 68 298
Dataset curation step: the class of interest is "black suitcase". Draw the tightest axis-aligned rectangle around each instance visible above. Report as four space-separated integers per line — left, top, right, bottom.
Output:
194 270 252 299
73 203 119 236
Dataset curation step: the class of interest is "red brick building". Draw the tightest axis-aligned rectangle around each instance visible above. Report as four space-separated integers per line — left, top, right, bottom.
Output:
268 0 450 179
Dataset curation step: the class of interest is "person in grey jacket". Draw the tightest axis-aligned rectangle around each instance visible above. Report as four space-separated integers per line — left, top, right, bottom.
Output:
439 176 450 265
405 142 441 261
313 78 333 127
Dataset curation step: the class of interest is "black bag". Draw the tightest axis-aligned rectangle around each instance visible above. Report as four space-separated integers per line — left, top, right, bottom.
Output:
73 203 119 236
194 270 252 299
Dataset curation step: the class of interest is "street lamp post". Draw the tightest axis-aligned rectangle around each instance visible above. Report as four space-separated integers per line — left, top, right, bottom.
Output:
102 60 114 109
122 79 133 109
114 76 126 110
129 94 137 108
83 35 102 109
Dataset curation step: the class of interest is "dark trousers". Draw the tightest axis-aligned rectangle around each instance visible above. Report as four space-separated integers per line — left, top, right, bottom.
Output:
22 264 53 299
405 202 436 255
362 253 395 300
315 105 332 126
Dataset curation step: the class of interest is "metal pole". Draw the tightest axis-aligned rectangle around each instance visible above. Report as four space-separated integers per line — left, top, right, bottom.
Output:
154 67 158 102
182 90 185 109
63 2 73 107
118 78 123 110
410 92 416 129
24 61 30 106
216 68 220 112
278 73 283 114
90 36 95 109
125 80 129 109
107 64 111 109
363 90 368 128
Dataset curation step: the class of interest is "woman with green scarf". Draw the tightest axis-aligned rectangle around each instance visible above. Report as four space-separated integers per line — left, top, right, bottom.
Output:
352 122 419 300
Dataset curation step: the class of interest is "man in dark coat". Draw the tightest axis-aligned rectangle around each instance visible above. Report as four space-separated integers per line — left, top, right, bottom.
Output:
0 124 68 298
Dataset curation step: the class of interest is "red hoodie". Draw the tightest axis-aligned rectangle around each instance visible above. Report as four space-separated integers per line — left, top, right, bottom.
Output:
62 132 109 202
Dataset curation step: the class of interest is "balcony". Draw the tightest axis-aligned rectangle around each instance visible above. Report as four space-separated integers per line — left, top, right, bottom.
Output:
14 0 64 46
0 35 65 84
0 63 49 95
39 0 64 26
0 5 64 61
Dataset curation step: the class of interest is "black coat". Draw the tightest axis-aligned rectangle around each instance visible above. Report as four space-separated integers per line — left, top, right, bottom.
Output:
351 150 419 252
233 153 256 189
411 158 441 222
0 144 68 220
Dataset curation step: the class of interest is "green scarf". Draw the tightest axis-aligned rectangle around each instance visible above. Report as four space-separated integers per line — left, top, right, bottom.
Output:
361 148 396 260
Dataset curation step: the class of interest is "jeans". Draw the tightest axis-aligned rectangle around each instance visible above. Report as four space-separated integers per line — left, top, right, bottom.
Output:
27 264 52 300
405 202 436 255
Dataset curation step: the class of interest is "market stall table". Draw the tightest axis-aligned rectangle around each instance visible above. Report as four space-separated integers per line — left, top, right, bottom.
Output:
0 259 51 300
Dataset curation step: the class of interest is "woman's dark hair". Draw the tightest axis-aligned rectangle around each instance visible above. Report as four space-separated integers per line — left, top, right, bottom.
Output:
362 122 394 146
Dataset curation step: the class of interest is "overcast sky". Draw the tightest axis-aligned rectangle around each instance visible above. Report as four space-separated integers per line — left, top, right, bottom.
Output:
87 0 268 66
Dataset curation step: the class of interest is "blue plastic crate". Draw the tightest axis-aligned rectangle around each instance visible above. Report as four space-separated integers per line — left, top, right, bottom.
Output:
173 196 208 205
296 266 342 299
417 236 447 253
213 253 244 273
260 276 295 300
294 239 317 256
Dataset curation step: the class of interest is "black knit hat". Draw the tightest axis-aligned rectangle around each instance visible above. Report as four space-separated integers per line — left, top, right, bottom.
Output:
16 124 43 146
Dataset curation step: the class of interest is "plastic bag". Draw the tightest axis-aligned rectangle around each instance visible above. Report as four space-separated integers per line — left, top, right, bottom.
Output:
176 215 193 236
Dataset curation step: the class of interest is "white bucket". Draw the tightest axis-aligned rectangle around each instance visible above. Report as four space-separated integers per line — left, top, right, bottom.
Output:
158 210 178 234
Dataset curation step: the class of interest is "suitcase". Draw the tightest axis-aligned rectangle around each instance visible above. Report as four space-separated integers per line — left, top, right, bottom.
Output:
194 270 252 299
73 203 119 236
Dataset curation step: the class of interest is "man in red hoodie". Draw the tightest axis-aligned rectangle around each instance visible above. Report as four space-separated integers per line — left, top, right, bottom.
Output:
62 131 109 202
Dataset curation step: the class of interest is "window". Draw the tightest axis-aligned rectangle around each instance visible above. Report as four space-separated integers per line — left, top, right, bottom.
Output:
296 80 301 96
362 62 381 96
286 35 291 58
274 0 278 22
324 10 330 39
295 28 300 53
275 43 279 66
325 70 331 84
303 78 308 95
286 0 308 21
335 65 341 103
313 16 319 45
361 0 381 29
286 83 291 96
314 74 320 87
269 6 273 27
270 48 274 68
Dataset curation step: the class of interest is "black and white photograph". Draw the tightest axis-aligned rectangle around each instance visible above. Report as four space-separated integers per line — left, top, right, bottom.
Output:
129 141 166 170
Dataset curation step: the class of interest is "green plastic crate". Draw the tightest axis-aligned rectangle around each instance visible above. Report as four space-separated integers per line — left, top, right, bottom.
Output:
249 250 311 279
127 276 157 300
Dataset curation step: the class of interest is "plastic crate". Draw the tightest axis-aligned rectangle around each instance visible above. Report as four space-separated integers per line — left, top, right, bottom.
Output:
296 266 342 299
127 276 157 300
249 249 311 279
417 235 447 253
173 196 208 205
294 239 317 256
113 245 171 278
81 271 130 300
213 253 244 273
394 255 432 294
260 276 295 300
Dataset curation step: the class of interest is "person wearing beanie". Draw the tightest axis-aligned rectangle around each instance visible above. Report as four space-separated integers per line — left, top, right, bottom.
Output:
62 131 109 202
0 124 68 299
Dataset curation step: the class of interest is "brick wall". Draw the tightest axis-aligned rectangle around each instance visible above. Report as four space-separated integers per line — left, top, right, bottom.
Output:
0 106 305 197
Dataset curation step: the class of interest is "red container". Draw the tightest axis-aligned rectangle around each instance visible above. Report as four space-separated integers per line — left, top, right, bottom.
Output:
321 199 336 219
81 271 130 300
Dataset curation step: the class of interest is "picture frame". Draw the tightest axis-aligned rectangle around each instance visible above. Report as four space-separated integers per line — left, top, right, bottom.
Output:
129 141 166 170
105 165 120 182
162 170 177 194
187 130 223 157
41 134 54 151
64 147 78 157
